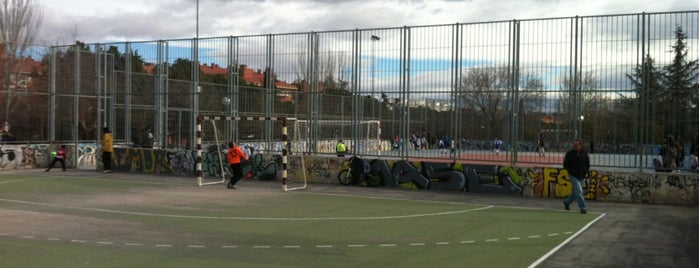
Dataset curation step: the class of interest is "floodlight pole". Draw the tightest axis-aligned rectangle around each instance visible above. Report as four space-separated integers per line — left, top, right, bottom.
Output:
371 35 380 133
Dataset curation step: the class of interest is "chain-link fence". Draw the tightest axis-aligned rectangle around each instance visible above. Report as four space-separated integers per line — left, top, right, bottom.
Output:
2 11 698 169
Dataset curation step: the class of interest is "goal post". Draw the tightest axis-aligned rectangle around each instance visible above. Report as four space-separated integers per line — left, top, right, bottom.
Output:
195 115 307 191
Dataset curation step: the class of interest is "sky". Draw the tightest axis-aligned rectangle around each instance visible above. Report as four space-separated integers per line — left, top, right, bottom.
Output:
38 0 699 45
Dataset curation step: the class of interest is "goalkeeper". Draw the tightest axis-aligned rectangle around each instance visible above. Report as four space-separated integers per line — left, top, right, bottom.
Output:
226 140 248 189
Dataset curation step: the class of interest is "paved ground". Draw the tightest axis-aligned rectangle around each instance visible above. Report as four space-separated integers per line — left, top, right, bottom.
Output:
2 169 697 267
303 182 699 268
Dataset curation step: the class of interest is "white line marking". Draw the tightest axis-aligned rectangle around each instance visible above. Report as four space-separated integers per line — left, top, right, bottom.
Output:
409 243 425 246
47 238 61 241
97 241 113 245
347 244 366 248
0 177 56 185
125 243 142 246
0 198 493 221
563 231 573 234
71 239 86 243
436 242 450 245
486 239 499 242
188 245 204 248
460 240 475 244
507 237 521 240
316 245 333 248
283 245 301 248
20 235 34 239
547 233 559 236
221 245 237 249
528 235 541 239
379 244 396 247
156 244 172 248
528 213 606 268
253 245 271 249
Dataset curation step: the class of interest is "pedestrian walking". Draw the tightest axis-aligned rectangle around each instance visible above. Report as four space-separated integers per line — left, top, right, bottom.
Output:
536 132 546 157
563 139 590 214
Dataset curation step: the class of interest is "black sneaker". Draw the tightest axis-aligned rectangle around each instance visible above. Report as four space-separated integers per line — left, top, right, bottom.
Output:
227 183 236 189
580 209 587 214
563 201 570 210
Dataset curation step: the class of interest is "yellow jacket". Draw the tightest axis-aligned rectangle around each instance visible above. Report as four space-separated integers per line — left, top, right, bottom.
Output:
102 133 114 153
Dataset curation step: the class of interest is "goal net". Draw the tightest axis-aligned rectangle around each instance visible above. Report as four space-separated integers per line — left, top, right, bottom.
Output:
293 119 381 155
195 116 307 191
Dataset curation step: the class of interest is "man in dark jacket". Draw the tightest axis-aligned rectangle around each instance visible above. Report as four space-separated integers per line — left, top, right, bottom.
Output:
563 139 590 214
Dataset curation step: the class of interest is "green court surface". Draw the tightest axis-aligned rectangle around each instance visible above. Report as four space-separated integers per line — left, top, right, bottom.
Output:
0 172 602 267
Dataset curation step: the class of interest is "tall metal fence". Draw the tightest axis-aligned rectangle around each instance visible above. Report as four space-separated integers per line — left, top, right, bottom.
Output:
2 11 698 169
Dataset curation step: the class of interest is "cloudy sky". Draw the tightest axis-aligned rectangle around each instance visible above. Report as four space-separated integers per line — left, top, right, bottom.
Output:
39 0 699 45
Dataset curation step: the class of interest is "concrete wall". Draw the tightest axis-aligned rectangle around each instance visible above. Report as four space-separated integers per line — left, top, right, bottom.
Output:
2 145 697 205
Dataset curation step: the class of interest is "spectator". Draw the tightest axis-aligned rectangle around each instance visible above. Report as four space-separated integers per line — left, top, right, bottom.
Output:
336 139 347 157
494 137 503 154
102 127 113 173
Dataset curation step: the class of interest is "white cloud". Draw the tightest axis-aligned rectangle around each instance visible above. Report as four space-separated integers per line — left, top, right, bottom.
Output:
37 0 699 45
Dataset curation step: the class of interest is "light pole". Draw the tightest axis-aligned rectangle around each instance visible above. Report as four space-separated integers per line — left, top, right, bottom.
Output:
371 35 380 121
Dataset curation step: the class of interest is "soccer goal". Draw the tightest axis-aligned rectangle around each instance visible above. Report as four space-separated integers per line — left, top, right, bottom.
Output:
293 119 382 155
195 116 308 191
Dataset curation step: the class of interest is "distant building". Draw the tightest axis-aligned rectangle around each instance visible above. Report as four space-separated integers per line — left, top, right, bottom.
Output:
143 63 298 102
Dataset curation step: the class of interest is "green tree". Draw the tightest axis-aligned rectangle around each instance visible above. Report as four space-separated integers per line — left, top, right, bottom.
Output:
661 25 699 138
625 54 664 142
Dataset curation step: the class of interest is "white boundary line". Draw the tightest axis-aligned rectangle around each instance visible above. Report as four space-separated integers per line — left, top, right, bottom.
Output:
527 213 607 268
0 198 493 221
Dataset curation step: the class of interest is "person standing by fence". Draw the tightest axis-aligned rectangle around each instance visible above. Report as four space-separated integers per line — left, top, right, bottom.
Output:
102 127 113 173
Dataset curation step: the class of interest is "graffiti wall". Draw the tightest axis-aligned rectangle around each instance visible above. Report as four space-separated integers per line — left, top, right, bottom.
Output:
0 143 97 170
290 156 698 205
5 145 697 205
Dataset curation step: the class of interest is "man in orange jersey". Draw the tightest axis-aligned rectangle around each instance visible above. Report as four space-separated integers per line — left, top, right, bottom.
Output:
226 140 248 189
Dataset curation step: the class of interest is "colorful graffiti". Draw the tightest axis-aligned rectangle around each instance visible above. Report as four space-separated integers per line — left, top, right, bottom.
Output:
6 145 697 205
522 167 610 200
110 147 194 176
0 144 24 169
0 143 92 170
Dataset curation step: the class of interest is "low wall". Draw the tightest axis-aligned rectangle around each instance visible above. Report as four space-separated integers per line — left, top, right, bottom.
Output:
2 145 697 205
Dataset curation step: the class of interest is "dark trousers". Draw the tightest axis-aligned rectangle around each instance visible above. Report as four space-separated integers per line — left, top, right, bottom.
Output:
47 157 65 171
103 152 112 171
229 163 243 185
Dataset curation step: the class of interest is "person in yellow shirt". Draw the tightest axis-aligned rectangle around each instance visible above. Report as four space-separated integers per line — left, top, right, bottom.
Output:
336 139 347 157
102 127 114 173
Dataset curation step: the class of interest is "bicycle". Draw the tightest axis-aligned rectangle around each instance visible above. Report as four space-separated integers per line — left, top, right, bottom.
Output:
337 156 381 187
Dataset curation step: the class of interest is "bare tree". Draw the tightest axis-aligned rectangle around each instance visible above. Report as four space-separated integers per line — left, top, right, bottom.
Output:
458 66 510 138
560 71 600 139
0 0 42 123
